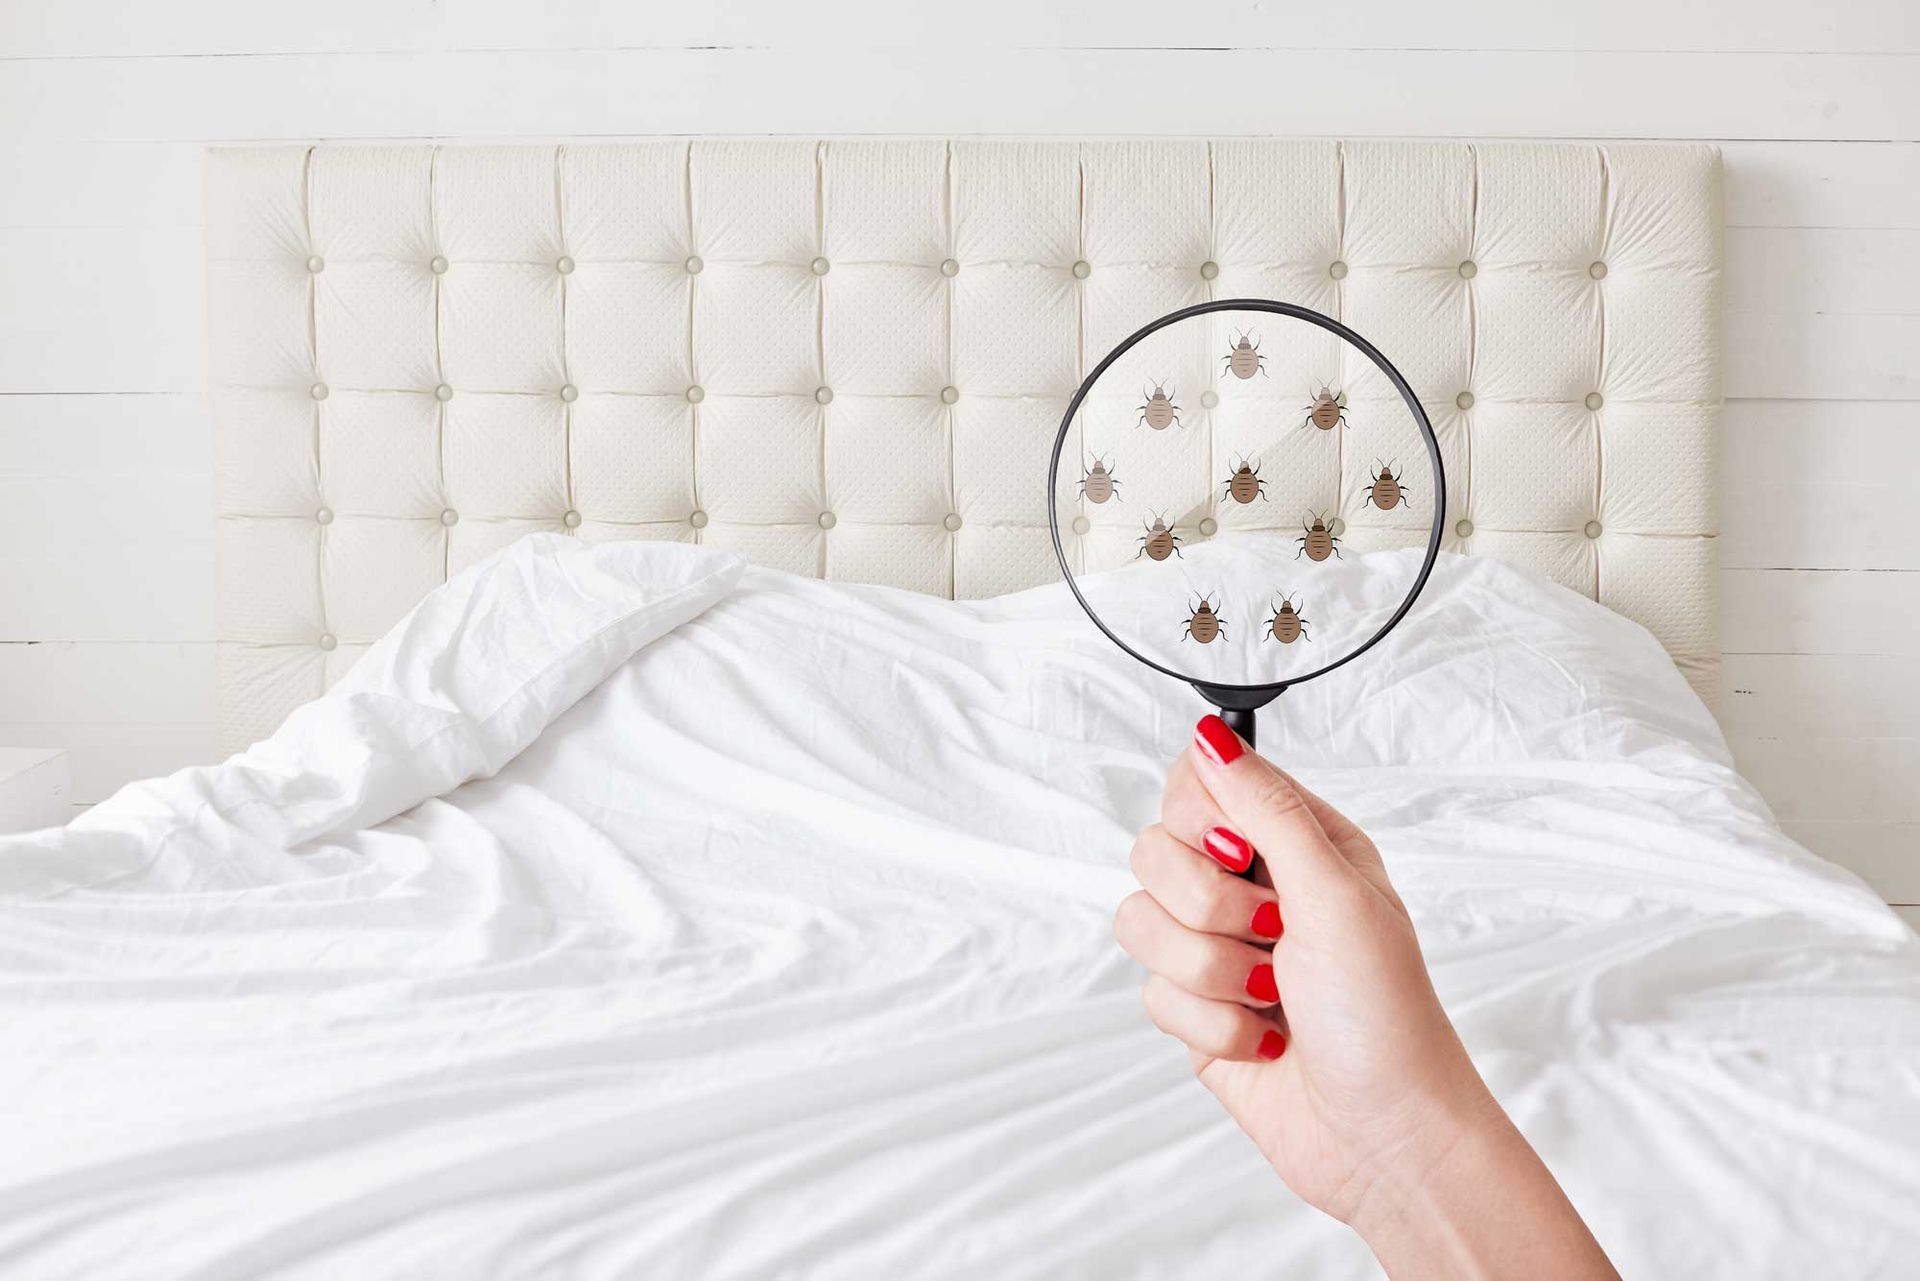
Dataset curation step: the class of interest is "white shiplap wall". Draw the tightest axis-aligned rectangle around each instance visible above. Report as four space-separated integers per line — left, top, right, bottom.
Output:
1 2 1916 906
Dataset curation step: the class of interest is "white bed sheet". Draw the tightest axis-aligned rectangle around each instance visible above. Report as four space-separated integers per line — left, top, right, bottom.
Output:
2 535 1916 1279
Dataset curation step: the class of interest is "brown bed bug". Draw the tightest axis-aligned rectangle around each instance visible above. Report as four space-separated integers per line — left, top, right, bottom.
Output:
1295 513 1343 562
1264 594 1311 644
1220 330 1267 380
1078 456 1120 504
1136 516 1184 562
1302 385 1347 431
1183 594 1226 644
1221 455 1268 505
1137 382 1181 431
1362 460 1409 511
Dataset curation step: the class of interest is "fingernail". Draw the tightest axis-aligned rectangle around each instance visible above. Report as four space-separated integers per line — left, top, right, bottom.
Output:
1246 963 1278 1004
1257 1030 1287 1060
1202 826 1254 874
1194 714 1245 767
1251 901 1284 940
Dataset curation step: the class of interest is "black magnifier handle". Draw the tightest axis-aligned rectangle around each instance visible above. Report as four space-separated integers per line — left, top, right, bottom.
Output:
1217 705 1256 751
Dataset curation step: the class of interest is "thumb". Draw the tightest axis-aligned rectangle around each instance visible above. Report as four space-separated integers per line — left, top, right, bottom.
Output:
1189 714 1365 899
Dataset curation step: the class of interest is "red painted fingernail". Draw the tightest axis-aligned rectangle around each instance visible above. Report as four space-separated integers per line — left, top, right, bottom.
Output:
1257 1030 1287 1060
1202 826 1254 874
1194 714 1245 767
1251 901 1284 939
1246 963 1278 1004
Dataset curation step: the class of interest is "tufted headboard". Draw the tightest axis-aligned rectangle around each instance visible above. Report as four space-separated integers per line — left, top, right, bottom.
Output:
206 140 1722 754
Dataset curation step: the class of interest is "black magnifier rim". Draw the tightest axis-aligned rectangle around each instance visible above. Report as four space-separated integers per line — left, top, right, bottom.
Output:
1046 298 1446 697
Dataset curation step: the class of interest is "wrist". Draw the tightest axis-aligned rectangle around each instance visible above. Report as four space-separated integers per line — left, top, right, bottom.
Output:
1341 1075 1510 1253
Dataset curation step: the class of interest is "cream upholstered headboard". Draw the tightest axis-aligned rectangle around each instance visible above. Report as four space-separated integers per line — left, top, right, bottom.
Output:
206 140 1721 754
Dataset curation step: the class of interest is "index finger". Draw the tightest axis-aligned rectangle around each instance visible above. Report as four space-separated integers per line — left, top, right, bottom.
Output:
1164 715 1368 901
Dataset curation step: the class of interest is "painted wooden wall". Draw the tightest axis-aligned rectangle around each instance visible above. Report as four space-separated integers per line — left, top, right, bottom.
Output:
1 1 1915 922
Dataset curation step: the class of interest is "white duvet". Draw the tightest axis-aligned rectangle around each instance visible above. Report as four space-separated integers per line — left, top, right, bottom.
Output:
3 535 1917 1280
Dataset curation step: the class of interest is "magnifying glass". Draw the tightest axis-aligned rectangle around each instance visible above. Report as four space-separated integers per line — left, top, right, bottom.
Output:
1047 299 1445 767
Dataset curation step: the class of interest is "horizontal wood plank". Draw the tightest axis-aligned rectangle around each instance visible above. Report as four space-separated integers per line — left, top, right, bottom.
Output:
1731 736 1920 822
1725 227 1920 318
1779 821 1920 901
1720 654 1918 739
1720 401 1920 571
0 395 214 640
6 1 1917 57
1722 569 1920 657
1 49 1916 143
1721 141 1920 229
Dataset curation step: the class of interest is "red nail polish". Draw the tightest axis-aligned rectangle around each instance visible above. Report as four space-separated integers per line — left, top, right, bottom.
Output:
1202 826 1254 874
1251 901 1283 939
1194 714 1245 767
1246 963 1278 1004
1257 1030 1287 1060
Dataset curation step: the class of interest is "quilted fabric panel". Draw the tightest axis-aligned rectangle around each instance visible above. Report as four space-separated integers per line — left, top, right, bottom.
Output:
207 140 1723 754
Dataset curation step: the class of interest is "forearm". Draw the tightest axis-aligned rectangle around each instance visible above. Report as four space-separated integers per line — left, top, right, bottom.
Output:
1347 1087 1618 1281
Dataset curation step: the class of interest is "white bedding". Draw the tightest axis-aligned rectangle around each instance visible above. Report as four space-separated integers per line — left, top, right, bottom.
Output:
3 535 1916 1280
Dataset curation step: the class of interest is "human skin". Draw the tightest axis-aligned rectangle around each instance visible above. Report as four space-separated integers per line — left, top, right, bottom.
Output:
1112 714 1619 1280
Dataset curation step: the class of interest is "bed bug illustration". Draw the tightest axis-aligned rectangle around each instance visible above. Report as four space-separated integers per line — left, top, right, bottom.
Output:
1136 516 1184 562
1221 330 1268 380
1302 385 1347 431
1182 594 1226 644
1138 381 1181 431
1295 513 1343 562
1264 594 1311 644
1221 455 1268 505
1362 460 1409 511
1079 456 1120 504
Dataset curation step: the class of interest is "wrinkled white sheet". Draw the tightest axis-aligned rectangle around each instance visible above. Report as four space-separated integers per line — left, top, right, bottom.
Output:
2 534 1917 1280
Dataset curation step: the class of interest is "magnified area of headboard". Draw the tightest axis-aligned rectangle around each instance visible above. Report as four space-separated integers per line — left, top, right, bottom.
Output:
206 139 1721 754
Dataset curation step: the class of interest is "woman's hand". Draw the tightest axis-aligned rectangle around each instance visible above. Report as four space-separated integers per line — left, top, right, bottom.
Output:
1115 714 1618 1280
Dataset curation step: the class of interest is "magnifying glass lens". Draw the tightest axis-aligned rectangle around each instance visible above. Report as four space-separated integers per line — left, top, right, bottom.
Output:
1051 304 1443 696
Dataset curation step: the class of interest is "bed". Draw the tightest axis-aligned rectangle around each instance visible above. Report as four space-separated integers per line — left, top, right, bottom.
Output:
1 140 1915 1278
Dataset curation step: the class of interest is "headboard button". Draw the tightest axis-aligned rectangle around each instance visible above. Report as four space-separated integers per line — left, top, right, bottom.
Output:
439 509 459 527
1584 520 1603 539
556 256 575 275
1457 260 1477 279
1328 517 1346 537
940 386 959 405
811 256 831 276
685 255 704 275
814 387 834 405
318 633 337 652
1200 390 1220 410
1584 392 1604 411
562 510 582 529
686 385 705 404
943 513 963 532
1329 260 1349 280
434 383 453 401
1455 390 1475 410
689 509 709 529
1198 517 1219 537
940 258 960 277
1589 261 1609 279
429 255 449 275
560 384 579 402
309 382 329 401
305 255 325 274
315 507 333 525
1200 260 1219 280
1455 518 1475 538
818 512 837 530
1071 515 1090 535
1071 260 1091 279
